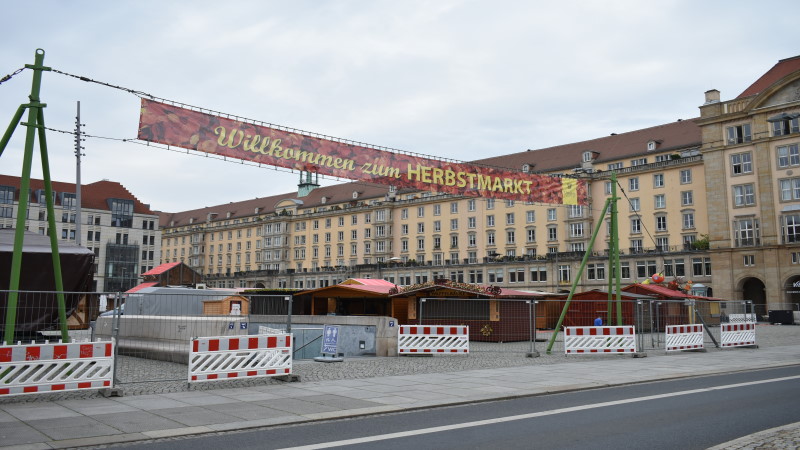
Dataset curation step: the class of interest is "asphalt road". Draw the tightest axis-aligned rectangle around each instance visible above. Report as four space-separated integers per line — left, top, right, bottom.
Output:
115 365 800 450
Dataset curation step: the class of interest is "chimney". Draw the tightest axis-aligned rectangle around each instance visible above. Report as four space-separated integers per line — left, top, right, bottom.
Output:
704 89 720 104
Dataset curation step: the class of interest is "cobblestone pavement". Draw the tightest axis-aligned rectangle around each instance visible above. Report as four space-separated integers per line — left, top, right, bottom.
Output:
708 422 800 449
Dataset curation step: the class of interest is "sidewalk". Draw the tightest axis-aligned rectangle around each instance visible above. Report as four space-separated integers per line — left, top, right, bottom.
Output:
1 343 799 449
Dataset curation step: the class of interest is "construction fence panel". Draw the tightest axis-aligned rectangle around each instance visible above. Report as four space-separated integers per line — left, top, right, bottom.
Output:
398 325 469 354
665 324 704 352
721 323 757 348
0 340 114 396
188 334 292 382
564 326 637 354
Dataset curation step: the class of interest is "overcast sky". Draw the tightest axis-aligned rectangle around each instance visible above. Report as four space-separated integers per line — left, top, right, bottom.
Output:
1 1 797 213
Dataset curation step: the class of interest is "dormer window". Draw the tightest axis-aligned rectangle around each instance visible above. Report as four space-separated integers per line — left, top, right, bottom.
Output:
352 191 359 199
521 163 534 173
768 113 800 137
582 151 595 163
321 196 327 204
646 140 663 151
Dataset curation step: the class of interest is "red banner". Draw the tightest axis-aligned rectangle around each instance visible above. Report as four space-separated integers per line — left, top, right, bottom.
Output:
138 99 586 205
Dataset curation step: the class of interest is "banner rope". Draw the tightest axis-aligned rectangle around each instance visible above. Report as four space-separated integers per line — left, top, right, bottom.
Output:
48 67 580 180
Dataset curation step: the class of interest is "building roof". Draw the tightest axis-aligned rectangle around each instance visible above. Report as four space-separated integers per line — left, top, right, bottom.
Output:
473 118 701 172
737 55 800 99
297 283 396 296
141 262 181 276
341 278 397 286
126 281 159 293
0 174 155 215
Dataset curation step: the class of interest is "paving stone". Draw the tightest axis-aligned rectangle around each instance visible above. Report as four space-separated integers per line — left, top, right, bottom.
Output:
91 410 184 433
25 416 119 440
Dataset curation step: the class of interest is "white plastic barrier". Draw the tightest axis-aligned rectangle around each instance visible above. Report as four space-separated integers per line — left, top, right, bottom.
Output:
727 314 757 324
398 325 469 354
188 334 292 382
564 326 637 354
0 340 114 396
665 324 704 352
721 323 756 348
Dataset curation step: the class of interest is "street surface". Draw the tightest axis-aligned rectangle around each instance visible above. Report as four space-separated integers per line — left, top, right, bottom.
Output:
115 365 800 450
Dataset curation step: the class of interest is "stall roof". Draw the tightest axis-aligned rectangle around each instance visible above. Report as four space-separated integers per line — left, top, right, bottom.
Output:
622 283 721 300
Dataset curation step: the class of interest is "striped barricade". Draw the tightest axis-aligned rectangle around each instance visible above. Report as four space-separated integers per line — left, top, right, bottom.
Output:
665 324 704 352
398 325 469 354
564 326 637 354
0 340 114 396
721 323 756 348
188 334 292 383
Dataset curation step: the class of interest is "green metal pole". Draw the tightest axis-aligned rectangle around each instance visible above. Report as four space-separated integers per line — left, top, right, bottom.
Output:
3 49 51 344
611 172 622 325
36 108 69 342
0 106 26 159
546 197 612 354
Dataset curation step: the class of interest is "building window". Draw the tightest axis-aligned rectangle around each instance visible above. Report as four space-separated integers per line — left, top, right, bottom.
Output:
486 199 495 210
629 198 640 212
450 202 458 214
680 169 692 184
682 212 695 230
630 239 643 253
417 223 425 233
656 236 669 250
731 152 753 175
779 177 800 201
733 184 756 207
433 221 441 232
587 263 605 280
547 226 557 241
681 191 693 206
417 206 424 217
558 265 571 283
653 173 664 188
547 208 557 221
654 194 666 209
468 199 476 211
568 205 583 218
726 123 752 144
506 213 515 225
783 214 800 244
468 217 476 229
631 158 647 166
629 177 639 191
734 218 760 247
631 218 641 234
526 211 535 223
110 198 134 228
530 266 547 282
487 215 495 227
468 233 476 247
655 215 667 232
777 144 800 168
433 204 441 216
743 255 755 267
607 162 623 171
569 223 584 238
526 228 536 243
450 219 458 231
506 230 515 244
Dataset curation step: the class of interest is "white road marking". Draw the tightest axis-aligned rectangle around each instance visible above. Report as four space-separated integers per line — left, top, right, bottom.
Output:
278 374 800 450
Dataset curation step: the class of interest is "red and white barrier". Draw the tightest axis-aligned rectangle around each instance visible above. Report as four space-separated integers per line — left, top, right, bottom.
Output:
665 324 704 351
0 340 114 396
188 334 292 382
398 325 469 354
721 323 756 348
564 326 637 354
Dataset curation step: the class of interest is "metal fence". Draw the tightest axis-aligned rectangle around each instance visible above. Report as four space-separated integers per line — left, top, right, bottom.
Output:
414 297 768 354
1 290 294 387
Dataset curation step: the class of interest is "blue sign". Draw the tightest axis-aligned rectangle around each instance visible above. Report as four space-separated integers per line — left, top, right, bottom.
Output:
322 325 340 355
389 321 395 327
240 322 248 330
228 322 235 330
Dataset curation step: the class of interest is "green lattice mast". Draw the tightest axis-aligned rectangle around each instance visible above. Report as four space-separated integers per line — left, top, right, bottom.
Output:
0 49 69 344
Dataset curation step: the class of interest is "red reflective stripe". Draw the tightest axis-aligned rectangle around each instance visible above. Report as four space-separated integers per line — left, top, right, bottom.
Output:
191 376 198 381
23 386 38 393
450 327 458 334
227 373 238 378
0 347 11 362
249 337 259 349
53 345 68 360
267 336 277 348
208 340 219 352
589 328 597 336
0 388 8 395
437 327 444 335
103 380 111 387
105 343 112 357
25 347 41 361
79 344 93 358
267 369 276 375
78 382 92 389
51 384 66 391
193 340 199 352
424 327 431 334
247 371 258 377
208 374 218 380
228 339 239 351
